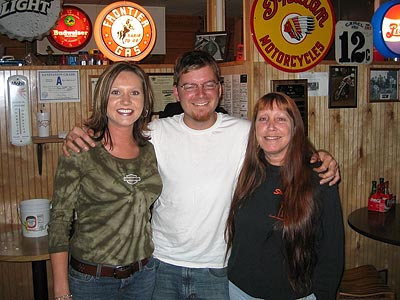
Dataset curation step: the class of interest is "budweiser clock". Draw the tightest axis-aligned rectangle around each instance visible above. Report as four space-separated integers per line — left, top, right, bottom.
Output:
47 6 92 52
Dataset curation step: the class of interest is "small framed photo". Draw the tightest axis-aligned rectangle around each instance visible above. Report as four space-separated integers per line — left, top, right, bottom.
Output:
329 66 357 108
369 68 399 102
271 79 308 134
195 31 229 62
88 75 100 111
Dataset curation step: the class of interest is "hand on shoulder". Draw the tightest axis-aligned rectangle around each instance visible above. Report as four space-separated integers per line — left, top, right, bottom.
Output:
62 126 95 157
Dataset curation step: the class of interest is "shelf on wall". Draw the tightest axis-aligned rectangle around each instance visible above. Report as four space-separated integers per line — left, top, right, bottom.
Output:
32 135 64 175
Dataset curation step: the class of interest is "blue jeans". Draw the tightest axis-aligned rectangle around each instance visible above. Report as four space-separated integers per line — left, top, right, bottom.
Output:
152 258 229 300
68 257 156 300
229 281 317 300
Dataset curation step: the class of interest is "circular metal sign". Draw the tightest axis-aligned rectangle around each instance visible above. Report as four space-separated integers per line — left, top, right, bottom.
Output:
47 6 92 52
372 0 400 58
94 1 157 61
250 0 335 72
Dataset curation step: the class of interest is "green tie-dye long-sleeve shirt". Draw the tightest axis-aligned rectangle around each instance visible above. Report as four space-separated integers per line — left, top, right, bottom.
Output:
48 141 162 266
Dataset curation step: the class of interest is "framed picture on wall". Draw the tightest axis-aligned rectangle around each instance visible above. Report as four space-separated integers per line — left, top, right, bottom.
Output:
271 79 308 134
194 31 229 61
329 66 357 108
368 68 399 102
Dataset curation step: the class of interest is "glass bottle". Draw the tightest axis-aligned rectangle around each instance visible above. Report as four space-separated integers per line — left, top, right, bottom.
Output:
60 54 67 65
93 49 100 65
370 180 377 196
378 177 385 193
78 51 88 65
383 181 389 195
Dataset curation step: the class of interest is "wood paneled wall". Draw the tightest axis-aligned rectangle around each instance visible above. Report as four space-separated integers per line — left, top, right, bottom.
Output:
1 59 399 298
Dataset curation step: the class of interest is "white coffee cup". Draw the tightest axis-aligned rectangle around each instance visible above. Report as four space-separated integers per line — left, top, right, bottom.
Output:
37 112 50 137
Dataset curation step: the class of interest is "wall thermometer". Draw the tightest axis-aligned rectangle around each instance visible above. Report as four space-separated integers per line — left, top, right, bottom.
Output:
7 75 32 146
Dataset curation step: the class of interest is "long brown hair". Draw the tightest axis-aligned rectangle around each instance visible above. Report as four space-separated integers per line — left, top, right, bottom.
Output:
225 92 318 292
84 61 154 147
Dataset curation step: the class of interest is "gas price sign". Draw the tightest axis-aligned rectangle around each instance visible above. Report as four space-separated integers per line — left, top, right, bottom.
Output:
335 21 373 65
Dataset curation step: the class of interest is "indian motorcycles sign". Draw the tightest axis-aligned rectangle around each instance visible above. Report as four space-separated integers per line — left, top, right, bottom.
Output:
0 0 62 41
251 0 335 73
94 1 156 62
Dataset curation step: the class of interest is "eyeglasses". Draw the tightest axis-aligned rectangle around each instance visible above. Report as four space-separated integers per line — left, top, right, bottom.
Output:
178 81 219 93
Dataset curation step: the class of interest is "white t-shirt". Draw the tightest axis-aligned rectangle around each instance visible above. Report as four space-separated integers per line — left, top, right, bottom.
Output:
148 113 250 268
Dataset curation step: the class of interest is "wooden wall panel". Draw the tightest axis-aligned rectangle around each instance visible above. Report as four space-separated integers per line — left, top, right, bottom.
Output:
1 60 399 297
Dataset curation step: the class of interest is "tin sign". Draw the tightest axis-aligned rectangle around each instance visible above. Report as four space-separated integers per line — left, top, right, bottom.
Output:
250 0 335 73
335 21 373 65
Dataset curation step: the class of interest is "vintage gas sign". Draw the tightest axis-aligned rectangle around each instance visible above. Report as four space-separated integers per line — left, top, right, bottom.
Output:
372 0 400 58
47 6 92 52
251 0 335 72
94 1 156 61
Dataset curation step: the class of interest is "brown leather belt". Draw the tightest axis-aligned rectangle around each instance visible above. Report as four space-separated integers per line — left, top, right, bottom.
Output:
70 256 149 279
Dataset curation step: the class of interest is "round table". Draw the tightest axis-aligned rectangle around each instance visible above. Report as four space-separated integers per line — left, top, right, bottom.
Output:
0 226 50 300
348 204 400 246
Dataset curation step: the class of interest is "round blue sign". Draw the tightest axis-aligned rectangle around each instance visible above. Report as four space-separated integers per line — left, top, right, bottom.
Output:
372 0 400 58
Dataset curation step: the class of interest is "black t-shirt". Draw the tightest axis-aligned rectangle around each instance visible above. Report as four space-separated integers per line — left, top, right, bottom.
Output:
228 164 344 300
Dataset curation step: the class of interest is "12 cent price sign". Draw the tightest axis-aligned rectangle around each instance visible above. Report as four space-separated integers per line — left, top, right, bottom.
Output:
335 21 373 65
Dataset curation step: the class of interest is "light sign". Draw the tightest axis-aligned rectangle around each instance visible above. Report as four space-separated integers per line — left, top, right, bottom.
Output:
0 0 61 42
93 1 157 62
47 6 92 52
372 0 400 58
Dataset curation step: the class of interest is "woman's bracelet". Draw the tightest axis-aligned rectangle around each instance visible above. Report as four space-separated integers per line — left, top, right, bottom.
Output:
54 294 73 300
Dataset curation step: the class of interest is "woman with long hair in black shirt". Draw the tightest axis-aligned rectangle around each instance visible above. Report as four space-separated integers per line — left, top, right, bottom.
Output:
225 92 344 300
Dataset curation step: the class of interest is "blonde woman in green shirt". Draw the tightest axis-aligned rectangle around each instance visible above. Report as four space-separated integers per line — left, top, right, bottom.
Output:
48 62 162 300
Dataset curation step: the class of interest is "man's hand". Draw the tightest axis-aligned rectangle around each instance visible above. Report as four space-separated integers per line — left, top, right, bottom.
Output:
311 150 340 186
62 127 95 157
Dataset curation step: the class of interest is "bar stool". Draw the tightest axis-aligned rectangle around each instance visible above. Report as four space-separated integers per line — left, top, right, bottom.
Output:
337 265 396 299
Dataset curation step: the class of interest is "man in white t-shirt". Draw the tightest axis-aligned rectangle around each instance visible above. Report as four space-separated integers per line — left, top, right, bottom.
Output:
63 50 339 299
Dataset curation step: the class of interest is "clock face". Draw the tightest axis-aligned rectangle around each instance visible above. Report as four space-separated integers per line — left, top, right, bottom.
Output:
47 6 92 52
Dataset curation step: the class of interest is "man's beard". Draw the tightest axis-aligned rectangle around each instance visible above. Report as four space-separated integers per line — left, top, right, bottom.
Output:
191 106 215 122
